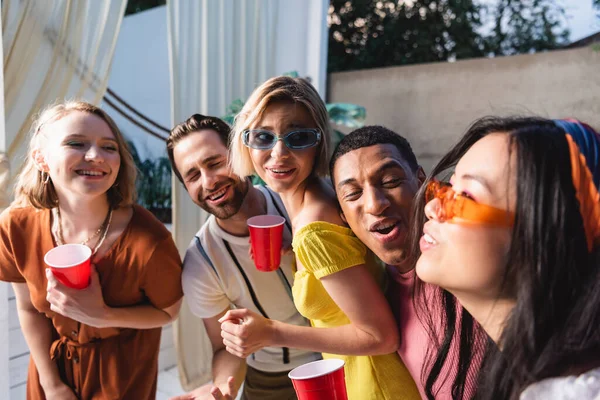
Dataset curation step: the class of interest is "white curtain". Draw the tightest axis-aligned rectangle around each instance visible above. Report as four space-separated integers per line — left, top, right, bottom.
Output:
167 0 279 389
167 0 329 390
1 0 127 208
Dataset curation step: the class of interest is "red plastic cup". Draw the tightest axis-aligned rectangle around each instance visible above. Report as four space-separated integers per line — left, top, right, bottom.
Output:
288 359 348 400
44 244 92 290
247 215 285 272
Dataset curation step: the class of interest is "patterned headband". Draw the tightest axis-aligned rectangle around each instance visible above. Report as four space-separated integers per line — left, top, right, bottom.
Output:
554 119 600 252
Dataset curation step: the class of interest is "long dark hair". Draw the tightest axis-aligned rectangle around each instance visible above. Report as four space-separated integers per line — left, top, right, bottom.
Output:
407 116 600 399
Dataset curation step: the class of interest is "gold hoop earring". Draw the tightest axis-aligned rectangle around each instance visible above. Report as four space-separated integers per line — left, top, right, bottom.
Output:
42 171 50 184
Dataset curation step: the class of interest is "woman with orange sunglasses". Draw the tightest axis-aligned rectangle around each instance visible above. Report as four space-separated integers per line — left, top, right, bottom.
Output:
409 116 600 399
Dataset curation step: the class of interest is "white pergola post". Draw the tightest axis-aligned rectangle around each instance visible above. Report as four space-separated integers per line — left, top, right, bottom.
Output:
0 14 10 399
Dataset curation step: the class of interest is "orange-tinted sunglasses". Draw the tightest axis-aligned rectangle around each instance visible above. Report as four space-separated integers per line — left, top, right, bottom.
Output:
425 180 515 227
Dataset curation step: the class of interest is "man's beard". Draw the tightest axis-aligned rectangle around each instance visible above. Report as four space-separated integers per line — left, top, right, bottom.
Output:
197 178 249 219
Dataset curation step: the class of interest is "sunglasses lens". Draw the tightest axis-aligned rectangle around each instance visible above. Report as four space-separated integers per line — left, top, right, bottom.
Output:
246 130 276 149
425 181 438 202
286 130 319 149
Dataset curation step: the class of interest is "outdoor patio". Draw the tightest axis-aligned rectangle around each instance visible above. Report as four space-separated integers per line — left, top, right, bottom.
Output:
157 367 184 400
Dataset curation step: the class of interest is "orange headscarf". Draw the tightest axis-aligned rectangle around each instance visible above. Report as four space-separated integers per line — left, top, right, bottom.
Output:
554 119 600 252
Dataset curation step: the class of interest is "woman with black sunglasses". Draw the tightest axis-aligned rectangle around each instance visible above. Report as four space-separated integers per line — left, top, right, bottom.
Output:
411 116 600 399
219 76 420 400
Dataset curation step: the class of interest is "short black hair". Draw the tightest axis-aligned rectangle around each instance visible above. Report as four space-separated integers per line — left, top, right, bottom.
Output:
329 125 419 181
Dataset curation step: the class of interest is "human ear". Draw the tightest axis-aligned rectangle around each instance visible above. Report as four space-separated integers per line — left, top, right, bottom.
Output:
32 149 49 172
340 210 347 224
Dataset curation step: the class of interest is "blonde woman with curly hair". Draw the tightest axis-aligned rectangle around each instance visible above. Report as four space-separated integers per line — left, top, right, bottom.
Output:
0 101 183 399
221 76 420 400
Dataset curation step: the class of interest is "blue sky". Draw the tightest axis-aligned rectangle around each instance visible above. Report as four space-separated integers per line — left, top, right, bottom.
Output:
563 0 599 41
479 0 599 41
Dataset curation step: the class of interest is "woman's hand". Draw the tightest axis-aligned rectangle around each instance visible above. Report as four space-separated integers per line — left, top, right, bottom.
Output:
219 309 275 358
43 381 78 400
46 265 108 328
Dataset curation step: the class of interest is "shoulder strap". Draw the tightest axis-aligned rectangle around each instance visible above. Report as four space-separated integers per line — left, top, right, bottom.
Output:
223 239 290 364
263 187 293 233
223 239 270 319
262 188 294 300
197 234 291 364
194 236 227 296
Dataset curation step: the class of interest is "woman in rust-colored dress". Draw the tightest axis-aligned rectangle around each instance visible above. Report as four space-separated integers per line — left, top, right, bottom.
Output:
0 101 183 399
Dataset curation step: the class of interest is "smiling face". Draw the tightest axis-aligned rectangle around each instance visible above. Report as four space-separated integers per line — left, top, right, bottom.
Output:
173 129 248 219
333 144 422 265
247 101 320 194
36 111 121 202
416 133 516 299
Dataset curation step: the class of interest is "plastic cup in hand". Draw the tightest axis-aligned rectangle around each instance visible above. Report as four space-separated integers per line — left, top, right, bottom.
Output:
288 359 347 400
247 215 285 272
44 244 92 290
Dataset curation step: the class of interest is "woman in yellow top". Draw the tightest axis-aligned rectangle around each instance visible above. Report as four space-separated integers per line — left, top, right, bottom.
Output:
219 76 420 400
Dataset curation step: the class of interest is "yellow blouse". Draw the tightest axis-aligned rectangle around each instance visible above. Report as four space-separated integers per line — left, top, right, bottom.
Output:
292 221 420 400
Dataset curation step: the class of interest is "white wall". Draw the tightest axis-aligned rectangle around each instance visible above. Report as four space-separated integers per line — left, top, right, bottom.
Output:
101 6 171 160
329 46 600 173
105 1 329 161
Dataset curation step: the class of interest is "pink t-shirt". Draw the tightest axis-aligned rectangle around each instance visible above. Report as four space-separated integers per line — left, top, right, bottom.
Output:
387 266 481 399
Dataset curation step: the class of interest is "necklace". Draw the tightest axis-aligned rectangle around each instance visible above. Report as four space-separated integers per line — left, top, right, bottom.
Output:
54 207 113 255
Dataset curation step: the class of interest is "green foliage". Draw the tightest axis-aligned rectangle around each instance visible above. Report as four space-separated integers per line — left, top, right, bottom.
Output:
328 0 487 72
486 0 570 57
221 99 245 125
327 103 366 129
328 0 571 72
128 141 172 220
327 103 365 157
251 175 267 186
282 71 300 78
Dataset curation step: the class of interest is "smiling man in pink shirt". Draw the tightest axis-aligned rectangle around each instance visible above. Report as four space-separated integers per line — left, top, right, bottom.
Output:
329 126 483 400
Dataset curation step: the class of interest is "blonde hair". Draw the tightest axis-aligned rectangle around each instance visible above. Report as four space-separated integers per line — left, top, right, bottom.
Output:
13 101 137 209
230 76 332 178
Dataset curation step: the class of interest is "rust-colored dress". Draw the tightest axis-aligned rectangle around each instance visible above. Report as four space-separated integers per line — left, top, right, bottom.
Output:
0 205 184 400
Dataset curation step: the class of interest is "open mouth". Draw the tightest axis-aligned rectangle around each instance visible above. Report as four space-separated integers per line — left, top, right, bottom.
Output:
76 170 106 177
369 219 405 244
419 231 439 252
373 221 396 235
422 233 437 245
267 167 296 179
206 185 231 203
